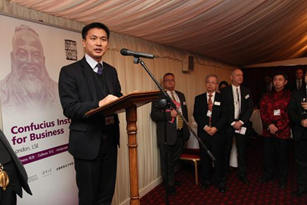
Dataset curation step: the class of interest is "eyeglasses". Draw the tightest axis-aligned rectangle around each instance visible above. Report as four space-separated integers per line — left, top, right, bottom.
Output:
163 79 175 82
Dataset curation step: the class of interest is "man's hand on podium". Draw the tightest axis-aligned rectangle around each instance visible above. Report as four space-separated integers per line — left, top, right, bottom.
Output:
99 95 118 107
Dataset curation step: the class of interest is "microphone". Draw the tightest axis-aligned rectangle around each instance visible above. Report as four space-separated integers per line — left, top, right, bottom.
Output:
120 48 154 59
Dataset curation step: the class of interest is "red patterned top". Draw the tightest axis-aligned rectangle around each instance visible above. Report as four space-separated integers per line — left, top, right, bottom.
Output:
259 89 291 139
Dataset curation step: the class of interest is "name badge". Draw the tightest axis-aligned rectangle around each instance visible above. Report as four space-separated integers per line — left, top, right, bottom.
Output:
235 127 247 135
214 101 221 106
206 110 212 117
273 109 281 116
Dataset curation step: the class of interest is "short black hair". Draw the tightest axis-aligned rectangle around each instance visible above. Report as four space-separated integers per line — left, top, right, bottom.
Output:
273 72 288 81
296 68 304 72
82 22 110 40
218 81 229 90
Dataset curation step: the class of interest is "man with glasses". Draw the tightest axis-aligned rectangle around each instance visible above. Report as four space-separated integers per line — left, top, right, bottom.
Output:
151 73 190 195
193 74 227 193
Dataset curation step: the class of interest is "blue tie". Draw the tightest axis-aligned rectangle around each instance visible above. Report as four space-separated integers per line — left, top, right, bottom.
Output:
97 63 103 75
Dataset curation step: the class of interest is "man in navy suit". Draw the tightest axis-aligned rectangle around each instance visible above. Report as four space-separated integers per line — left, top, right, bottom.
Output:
58 22 123 205
0 129 32 205
151 73 190 195
221 69 253 184
193 74 227 193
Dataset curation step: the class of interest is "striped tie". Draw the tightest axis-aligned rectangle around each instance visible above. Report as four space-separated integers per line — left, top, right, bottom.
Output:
97 63 103 75
208 94 213 126
171 92 183 130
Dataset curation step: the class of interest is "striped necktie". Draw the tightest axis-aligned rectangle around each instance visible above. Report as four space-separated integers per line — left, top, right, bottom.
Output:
171 91 183 130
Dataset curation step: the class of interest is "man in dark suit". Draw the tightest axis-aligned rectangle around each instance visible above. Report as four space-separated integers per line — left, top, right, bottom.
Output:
221 69 254 184
151 73 190 195
288 69 307 197
288 68 305 91
193 74 227 193
58 22 123 204
0 129 32 205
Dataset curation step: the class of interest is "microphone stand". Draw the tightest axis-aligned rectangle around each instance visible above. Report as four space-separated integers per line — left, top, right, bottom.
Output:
132 57 216 204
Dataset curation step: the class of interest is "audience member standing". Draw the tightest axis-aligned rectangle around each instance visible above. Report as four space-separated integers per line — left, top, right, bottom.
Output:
288 68 304 91
221 69 254 184
288 70 307 197
218 81 229 92
193 74 227 193
151 73 190 196
258 72 291 188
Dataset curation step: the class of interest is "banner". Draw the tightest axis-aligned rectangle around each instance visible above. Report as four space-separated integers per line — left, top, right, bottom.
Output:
0 15 83 205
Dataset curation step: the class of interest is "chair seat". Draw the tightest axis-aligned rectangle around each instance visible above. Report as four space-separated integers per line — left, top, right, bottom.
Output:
180 148 200 185
180 153 200 159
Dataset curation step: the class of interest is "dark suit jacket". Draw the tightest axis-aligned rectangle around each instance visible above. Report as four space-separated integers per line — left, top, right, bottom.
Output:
58 57 123 160
288 79 305 91
151 91 190 145
288 87 307 141
193 92 227 141
0 130 32 197
221 85 254 132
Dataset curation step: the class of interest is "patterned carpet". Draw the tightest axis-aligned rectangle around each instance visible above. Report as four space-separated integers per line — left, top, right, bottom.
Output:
140 138 307 205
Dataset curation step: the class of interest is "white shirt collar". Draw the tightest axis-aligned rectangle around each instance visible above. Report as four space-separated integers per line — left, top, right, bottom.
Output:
85 54 103 71
231 84 240 90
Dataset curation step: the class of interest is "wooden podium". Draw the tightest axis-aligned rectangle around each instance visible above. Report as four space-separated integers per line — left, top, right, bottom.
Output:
86 91 160 205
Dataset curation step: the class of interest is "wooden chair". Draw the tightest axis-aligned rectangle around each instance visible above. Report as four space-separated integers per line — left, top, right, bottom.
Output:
180 148 200 185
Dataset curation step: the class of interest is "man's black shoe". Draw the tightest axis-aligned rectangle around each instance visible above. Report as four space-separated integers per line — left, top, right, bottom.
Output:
218 187 226 193
239 177 249 184
175 180 182 186
292 189 306 197
170 186 176 196
201 183 211 190
278 182 286 188
258 177 273 183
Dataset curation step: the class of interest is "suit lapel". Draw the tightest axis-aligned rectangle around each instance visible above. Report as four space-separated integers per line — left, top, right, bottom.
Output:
240 87 247 111
0 136 11 163
204 93 208 108
229 86 235 116
176 91 183 104
80 58 98 101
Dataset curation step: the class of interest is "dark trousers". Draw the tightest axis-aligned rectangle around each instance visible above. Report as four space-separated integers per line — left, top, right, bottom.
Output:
199 136 226 188
294 138 307 191
74 135 118 205
225 127 249 179
262 137 291 184
235 133 249 179
224 135 233 173
158 131 184 187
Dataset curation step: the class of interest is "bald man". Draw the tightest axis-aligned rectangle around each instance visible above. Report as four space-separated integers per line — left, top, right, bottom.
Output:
0 25 58 114
221 69 253 184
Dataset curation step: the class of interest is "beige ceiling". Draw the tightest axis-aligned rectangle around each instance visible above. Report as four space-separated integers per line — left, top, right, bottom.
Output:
10 0 307 66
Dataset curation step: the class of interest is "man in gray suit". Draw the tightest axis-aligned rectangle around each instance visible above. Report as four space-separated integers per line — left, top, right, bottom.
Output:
151 73 190 195
0 129 32 205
